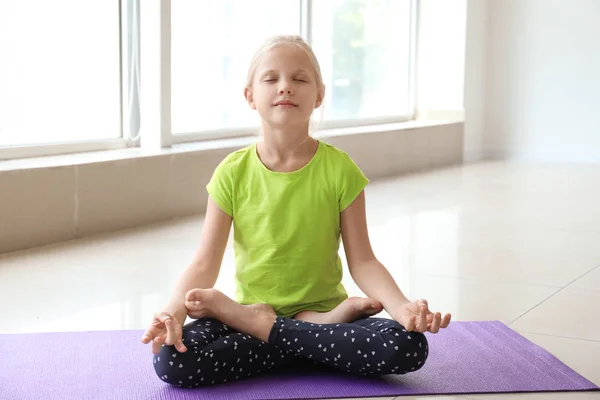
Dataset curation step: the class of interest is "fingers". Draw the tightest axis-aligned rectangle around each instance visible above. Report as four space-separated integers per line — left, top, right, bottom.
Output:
426 313 434 324
141 327 155 344
141 310 189 354
164 317 187 353
141 314 164 348
405 315 417 332
404 299 429 333
440 313 452 328
152 335 165 354
154 312 172 326
141 324 156 343
142 317 164 344
171 319 187 353
417 305 428 332
164 318 177 344
428 312 452 333
429 312 442 333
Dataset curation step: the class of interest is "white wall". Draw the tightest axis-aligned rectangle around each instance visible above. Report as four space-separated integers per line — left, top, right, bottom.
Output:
485 0 600 163
416 0 489 163
463 0 488 162
416 0 467 117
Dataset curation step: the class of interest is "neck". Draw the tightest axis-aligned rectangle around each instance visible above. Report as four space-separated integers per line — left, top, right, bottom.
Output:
259 121 314 159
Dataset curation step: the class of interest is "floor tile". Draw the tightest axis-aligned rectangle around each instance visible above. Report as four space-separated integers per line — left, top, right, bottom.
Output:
510 288 600 342
1 161 600 400
519 332 600 386
378 244 599 288
569 266 600 292
341 273 559 324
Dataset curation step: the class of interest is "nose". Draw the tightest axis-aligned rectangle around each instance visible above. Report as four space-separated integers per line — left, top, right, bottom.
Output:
278 80 293 95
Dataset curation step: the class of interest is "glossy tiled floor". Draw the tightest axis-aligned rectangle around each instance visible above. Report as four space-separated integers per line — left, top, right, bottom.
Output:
1 160 599 399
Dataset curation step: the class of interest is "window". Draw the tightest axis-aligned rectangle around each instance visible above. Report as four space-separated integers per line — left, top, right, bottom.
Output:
171 0 302 135
0 1 121 148
311 0 413 122
171 0 415 139
1 0 416 159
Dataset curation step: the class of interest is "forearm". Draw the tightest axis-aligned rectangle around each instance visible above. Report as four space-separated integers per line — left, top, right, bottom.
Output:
164 263 219 315
349 259 411 317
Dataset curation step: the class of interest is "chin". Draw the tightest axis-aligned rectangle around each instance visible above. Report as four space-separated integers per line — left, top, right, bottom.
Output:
263 115 310 127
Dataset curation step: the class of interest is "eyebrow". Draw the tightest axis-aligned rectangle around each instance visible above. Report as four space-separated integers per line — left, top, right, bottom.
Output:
260 69 310 77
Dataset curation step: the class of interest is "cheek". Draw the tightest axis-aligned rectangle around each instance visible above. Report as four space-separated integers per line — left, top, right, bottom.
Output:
254 88 274 104
302 90 318 106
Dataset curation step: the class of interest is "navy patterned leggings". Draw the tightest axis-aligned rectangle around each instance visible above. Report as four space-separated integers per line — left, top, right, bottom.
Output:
153 316 428 388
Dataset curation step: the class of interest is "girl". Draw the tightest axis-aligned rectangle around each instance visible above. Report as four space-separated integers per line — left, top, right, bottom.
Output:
141 35 451 388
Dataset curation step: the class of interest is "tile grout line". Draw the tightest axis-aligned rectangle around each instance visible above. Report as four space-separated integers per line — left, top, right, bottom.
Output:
561 263 600 290
506 287 564 326
517 330 600 343
507 263 600 326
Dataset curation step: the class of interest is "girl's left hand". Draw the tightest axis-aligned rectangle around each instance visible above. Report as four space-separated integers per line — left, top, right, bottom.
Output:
393 299 451 333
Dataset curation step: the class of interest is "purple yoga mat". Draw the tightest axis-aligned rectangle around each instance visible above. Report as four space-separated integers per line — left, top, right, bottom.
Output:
0 321 597 400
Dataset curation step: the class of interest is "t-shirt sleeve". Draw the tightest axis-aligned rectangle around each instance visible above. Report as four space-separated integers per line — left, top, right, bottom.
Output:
206 158 234 217
338 153 370 212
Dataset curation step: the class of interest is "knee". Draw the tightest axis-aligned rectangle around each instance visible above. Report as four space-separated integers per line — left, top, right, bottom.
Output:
153 347 180 385
381 330 429 373
153 345 200 388
152 319 222 387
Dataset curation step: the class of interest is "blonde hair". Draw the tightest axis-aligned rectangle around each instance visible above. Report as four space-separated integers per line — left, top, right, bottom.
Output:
246 35 325 91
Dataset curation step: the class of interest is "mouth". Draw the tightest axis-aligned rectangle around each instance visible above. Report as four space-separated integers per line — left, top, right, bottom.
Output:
274 100 298 107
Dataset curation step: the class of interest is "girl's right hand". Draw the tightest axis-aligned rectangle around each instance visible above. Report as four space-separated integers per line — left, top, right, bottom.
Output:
141 311 188 354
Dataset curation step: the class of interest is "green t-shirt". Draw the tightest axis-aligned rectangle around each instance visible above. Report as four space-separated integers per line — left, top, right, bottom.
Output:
206 140 369 317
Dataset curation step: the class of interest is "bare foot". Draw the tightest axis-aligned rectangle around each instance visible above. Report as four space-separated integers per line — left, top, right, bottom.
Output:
185 288 276 342
294 297 383 324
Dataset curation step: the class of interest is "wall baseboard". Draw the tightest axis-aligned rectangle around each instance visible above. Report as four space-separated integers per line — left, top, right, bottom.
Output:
463 149 485 163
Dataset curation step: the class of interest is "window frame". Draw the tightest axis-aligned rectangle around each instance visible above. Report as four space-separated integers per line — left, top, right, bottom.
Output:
0 0 418 160
0 0 131 161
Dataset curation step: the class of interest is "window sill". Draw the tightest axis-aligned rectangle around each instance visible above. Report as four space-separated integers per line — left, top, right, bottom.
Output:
1 118 465 254
0 119 462 172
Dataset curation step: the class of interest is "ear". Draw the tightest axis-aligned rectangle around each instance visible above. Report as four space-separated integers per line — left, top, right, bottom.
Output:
315 85 325 109
244 87 257 110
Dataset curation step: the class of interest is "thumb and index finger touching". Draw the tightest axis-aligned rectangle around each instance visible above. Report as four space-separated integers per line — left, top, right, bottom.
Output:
141 312 188 354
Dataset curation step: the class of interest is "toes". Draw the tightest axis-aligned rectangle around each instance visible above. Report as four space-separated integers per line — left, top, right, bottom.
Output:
365 308 382 316
354 298 383 316
185 289 201 301
185 288 213 302
185 300 200 309
366 299 382 310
